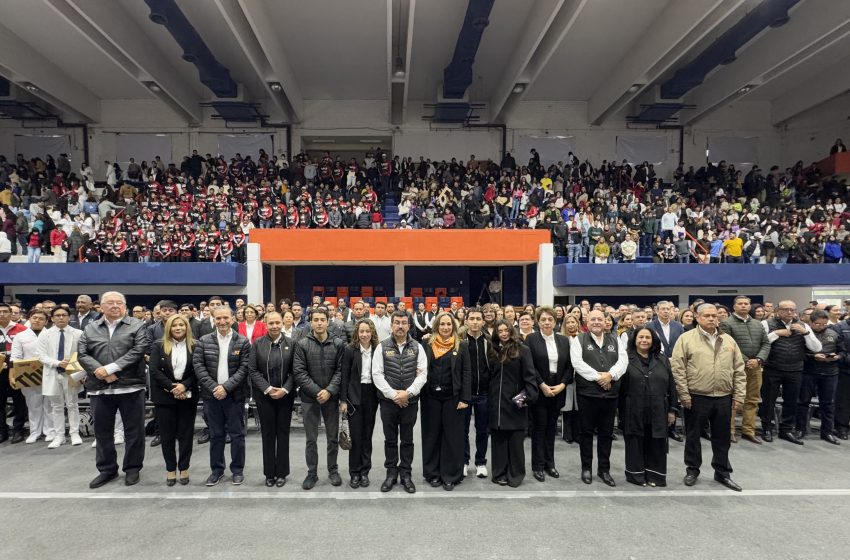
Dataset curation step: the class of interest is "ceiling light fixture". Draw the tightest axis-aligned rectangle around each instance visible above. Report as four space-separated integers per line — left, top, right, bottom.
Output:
393 57 405 79
512 83 526 94
738 85 755 94
269 82 283 92
23 83 39 93
628 84 642 93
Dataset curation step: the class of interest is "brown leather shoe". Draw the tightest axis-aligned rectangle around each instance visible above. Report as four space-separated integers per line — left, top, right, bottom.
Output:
730 432 738 443
741 433 762 445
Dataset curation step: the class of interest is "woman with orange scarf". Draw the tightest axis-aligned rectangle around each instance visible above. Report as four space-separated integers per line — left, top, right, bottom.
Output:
421 312 471 491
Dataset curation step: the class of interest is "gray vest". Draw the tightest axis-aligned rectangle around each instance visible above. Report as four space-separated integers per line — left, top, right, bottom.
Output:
381 336 420 401
575 332 621 399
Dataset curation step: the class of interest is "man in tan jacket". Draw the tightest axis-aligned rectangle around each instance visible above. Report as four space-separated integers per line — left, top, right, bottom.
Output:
671 304 746 491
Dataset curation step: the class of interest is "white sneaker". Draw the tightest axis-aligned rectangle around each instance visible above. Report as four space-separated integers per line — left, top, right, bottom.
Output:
70 434 83 446
476 465 488 478
44 434 55 442
464 464 472 477
48 437 65 449
114 433 125 445
91 440 97 448
25 433 40 444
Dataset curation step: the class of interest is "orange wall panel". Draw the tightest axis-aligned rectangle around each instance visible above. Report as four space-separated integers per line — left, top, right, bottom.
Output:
251 230 549 262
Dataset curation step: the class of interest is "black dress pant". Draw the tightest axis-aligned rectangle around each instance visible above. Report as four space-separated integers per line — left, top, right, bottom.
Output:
0 370 27 435
796 374 838 436
684 394 732 478
491 429 526 487
255 392 294 479
577 395 617 473
530 395 560 471
348 383 379 477
836 373 850 429
624 426 667 486
421 392 464 484
380 399 419 479
155 400 196 472
92 391 146 475
759 368 802 433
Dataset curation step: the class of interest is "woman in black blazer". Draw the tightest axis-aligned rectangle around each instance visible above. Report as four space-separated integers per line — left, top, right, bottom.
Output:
340 319 380 489
149 314 199 486
488 320 539 487
248 312 295 487
524 306 572 482
421 312 471 491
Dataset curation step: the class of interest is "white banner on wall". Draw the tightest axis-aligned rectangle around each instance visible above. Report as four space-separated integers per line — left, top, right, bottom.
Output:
14 134 71 160
513 134 576 167
615 135 668 165
115 134 173 166
217 134 274 160
708 136 759 166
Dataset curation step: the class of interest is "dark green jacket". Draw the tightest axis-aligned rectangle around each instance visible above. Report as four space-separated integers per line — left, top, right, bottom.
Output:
719 314 770 362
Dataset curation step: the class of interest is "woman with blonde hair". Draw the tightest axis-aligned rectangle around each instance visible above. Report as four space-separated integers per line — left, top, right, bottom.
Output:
421 312 471 491
149 314 198 486
340 318 380 489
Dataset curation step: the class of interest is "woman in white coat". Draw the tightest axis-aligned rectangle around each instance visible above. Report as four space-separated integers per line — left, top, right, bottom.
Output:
37 307 84 448
10 310 54 444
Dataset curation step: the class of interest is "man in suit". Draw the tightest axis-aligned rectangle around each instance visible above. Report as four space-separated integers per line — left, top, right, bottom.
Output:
648 301 685 441
78 291 150 488
193 305 251 486
180 304 203 340
524 306 572 483
69 294 101 331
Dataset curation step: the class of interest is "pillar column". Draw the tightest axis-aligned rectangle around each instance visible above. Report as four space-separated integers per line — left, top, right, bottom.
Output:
537 243 554 306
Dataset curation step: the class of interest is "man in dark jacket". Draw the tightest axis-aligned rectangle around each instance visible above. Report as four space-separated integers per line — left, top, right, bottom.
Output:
70 294 101 331
293 308 345 490
78 291 150 489
833 316 850 439
796 310 842 445
193 305 251 486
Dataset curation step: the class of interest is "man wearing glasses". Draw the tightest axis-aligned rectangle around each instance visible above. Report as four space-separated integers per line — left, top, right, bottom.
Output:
760 300 821 445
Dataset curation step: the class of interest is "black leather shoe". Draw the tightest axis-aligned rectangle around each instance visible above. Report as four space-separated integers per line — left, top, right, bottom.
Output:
302 474 318 490
265 477 276 487
762 429 774 443
668 428 683 442
428 477 442 488
10 432 24 444
792 430 805 440
442 482 455 491
89 472 118 489
197 430 210 445
532 471 545 482
231 474 245 485
400 478 416 493
178 472 190 486
125 471 140 486
714 474 742 492
328 472 342 487
275 477 286 487
683 473 698 487
205 473 224 486
779 431 804 445
359 475 370 488
349 475 361 489
581 470 592 484
545 467 560 479
167 475 177 487
598 471 616 487
380 477 397 492
836 427 849 440
821 433 841 445
150 434 161 447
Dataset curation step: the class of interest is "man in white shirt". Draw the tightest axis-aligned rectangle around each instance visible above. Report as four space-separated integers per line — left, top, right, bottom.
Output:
370 301 392 342
570 309 628 486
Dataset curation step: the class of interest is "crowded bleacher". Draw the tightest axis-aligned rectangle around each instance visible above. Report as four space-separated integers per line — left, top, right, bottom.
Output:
1 145 848 264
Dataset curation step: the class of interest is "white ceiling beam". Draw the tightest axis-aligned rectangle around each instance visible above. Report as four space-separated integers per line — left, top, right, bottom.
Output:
681 0 850 126
772 55 850 125
389 0 415 125
47 0 202 124
490 0 588 123
587 0 746 125
0 22 99 121
213 0 303 123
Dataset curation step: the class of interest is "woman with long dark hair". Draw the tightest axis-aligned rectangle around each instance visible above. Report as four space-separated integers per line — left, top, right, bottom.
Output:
421 312 471 491
488 320 538 487
149 314 199 486
340 319 380 489
622 327 678 487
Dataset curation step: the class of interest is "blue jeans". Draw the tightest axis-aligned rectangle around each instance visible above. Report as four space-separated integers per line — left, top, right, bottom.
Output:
567 243 581 263
463 394 489 466
775 254 789 264
204 395 246 476
677 255 689 263
510 200 520 220
27 247 41 263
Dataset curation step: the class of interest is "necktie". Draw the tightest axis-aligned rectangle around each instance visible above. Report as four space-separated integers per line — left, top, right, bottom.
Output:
57 330 66 372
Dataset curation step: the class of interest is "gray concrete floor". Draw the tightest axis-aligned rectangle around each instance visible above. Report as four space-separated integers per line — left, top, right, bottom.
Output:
1 417 849 560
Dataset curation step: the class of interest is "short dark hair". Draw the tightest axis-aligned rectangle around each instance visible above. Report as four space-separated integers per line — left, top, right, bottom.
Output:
157 299 179 310
810 310 829 322
0 303 10 312
28 310 49 321
51 307 70 317
208 296 223 305
733 296 751 304
310 308 329 321
375 301 386 308
390 310 409 323
466 306 484 319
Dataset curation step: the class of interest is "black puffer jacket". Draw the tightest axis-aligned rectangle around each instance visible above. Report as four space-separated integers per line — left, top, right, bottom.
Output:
293 332 345 402
192 332 251 401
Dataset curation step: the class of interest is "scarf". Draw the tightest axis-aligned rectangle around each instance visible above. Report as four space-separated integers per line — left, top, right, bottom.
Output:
431 335 455 360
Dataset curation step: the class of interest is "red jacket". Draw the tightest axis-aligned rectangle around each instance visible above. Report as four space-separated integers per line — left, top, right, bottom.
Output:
237 321 267 343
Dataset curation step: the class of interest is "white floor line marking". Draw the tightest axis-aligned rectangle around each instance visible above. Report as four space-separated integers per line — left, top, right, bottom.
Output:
2 488 850 500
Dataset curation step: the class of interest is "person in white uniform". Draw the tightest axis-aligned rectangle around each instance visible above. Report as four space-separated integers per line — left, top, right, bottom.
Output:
38 307 85 447
10 310 54 444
